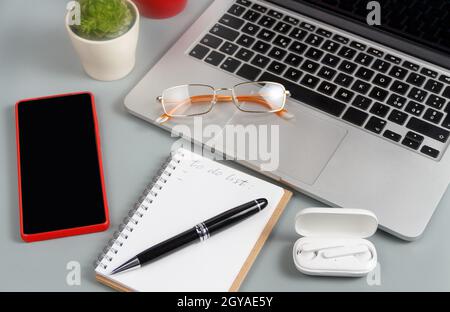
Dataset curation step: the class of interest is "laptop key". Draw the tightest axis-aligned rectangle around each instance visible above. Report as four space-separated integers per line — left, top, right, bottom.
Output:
355 53 374 66
235 48 254 62
189 44 210 60
335 88 355 103
338 46 357 59
236 34 255 48
421 146 440 158
236 0 252 7
365 116 387 134
334 73 354 87
219 41 239 55
446 103 450 113
268 61 287 75
371 59 391 73
200 34 223 49
332 34 349 44
388 109 408 125
388 66 408 80
408 87 428 102
252 40 271 53
405 101 425 116
403 61 419 71
351 80 371 94
402 137 421 150
352 95 372 110
284 67 303 82
300 22 315 32
367 48 383 58
383 130 402 142
321 54 341 67
369 87 389 101
257 29 276 41
385 54 401 64
305 34 324 46
420 68 438 79
370 102 390 117
423 108 444 124
442 114 450 130
268 9 283 19
285 53 303 67
260 72 346 116
289 28 308 40
338 60 357 74
373 74 392 88
317 28 332 38
355 67 375 80
321 40 340 53
301 60 320 73
242 10 261 22
318 81 337 95
305 47 323 61
318 66 337 80
407 117 450 143
406 73 426 87
251 54 270 68
251 3 267 13
289 41 308 54
426 95 446 109
387 94 407 109
284 16 299 26
236 64 262 81
444 86 450 99
210 24 239 42
228 4 246 17
258 16 277 28
424 80 444 94
241 22 260 35
350 41 366 51
220 13 245 29
274 22 292 34
273 35 291 48
300 74 320 88
406 131 425 144
342 107 369 126
205 51 226 66
390 80 409 95
268 47 287 60
220 57 242 73
439 75 450 84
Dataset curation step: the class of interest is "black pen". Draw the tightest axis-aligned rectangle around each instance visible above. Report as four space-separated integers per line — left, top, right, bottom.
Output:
111 198 268 275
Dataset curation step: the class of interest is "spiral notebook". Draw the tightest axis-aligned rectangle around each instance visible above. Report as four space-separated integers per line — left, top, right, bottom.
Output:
95 148 292 292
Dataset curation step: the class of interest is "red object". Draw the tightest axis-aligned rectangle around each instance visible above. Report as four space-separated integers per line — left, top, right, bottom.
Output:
15 92 110 243
133 0 187 19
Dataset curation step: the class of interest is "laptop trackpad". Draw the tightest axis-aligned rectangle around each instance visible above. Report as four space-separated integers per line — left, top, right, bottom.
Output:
223 107 347 185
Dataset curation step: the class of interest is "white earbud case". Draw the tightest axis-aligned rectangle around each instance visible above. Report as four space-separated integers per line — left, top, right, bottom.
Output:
293 208 378 277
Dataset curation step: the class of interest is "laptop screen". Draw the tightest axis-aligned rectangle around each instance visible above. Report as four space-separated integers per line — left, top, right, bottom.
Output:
277 0 450 57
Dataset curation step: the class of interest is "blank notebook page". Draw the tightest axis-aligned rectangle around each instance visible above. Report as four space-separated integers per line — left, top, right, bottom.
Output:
95 148 286 291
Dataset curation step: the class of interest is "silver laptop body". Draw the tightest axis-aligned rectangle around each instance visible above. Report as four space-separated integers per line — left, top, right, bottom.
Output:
125 0 450 240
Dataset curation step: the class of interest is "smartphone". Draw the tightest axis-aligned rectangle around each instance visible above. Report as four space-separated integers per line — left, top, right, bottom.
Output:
15 92 109 242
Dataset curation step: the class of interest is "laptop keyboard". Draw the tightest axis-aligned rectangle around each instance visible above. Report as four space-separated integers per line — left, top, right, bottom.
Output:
187 0 450 160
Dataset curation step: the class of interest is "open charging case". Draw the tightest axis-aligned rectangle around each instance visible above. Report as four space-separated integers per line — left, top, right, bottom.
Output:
293 208 378 277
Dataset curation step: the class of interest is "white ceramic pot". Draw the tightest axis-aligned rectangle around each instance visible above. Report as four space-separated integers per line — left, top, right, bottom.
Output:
65 0 140 81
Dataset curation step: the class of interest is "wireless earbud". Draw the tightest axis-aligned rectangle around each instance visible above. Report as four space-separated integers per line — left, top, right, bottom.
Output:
322 245 370 259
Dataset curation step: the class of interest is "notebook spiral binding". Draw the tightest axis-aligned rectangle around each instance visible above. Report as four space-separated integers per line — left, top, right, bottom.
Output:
95 150 185 270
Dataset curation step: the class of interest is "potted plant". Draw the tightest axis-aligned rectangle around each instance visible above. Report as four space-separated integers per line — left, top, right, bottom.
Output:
66 0 140 81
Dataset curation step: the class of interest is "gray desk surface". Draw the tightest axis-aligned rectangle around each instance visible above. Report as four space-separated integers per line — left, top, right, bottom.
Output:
1 0 449 292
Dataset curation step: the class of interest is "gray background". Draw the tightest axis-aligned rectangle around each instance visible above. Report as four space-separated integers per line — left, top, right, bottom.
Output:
1 0 449 291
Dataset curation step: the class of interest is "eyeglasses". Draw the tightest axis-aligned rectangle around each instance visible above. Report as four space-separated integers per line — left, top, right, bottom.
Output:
155 81 291 123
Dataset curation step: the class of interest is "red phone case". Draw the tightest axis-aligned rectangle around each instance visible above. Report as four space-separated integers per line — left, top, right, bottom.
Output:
15 92 110 242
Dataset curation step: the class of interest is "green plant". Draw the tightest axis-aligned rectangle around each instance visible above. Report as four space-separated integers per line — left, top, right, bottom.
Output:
71 0 135 40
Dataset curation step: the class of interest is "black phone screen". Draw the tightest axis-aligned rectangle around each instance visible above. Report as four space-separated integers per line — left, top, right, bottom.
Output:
17 93 107 235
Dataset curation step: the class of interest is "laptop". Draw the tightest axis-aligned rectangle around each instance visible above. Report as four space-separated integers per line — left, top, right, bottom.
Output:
124 0 450 240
